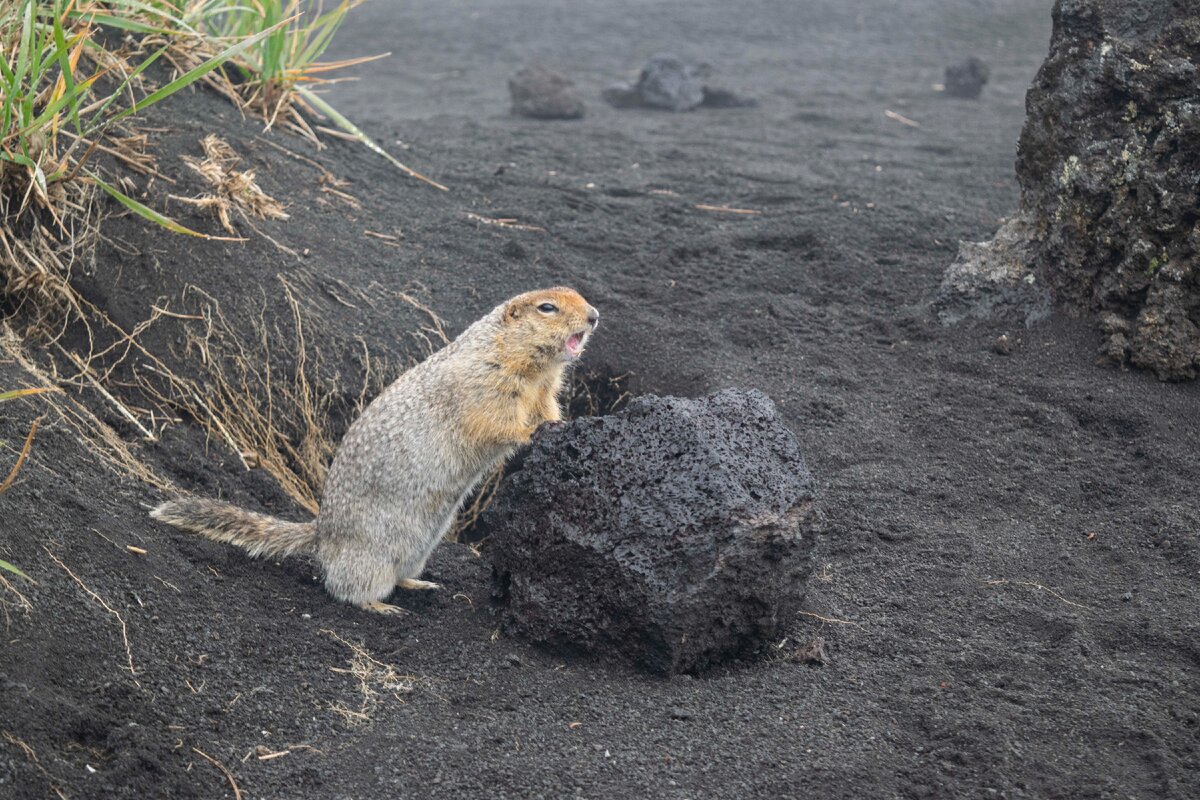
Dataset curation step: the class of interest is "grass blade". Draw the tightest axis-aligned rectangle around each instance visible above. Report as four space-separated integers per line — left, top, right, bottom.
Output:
6 1 35 133
297 86 448 191
90 172 245 241
0 387 59 402
85 0 196 33
101 13 297 130
18 72 100 142
51 2 81 133
297 2 353 66
0 416 40 495
0 559 31 580
81 45 166 134
75 12 179 35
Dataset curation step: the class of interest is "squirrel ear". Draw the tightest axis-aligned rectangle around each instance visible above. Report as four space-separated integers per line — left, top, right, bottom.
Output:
504 301 522 322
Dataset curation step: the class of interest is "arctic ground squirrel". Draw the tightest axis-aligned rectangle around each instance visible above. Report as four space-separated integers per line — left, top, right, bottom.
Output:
152 287 599 614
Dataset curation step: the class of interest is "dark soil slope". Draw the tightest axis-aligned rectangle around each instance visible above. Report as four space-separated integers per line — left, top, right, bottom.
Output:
2 1 1198 799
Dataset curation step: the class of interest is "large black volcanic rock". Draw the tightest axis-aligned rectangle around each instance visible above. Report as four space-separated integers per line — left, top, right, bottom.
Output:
940 0 1200 379
482 389 816 675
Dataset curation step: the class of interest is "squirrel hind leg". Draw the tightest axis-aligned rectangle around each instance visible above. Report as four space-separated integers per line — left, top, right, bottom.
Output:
323 553 398 609
359 601 409 615
397 577 441 591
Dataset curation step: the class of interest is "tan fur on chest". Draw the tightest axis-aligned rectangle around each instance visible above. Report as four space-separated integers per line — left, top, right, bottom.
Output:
462 364 564 446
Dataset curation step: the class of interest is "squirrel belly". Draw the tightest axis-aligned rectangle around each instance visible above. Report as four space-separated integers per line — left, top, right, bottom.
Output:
151 287 599 614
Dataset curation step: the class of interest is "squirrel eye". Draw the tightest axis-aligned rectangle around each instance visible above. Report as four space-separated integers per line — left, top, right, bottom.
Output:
537 302 559 314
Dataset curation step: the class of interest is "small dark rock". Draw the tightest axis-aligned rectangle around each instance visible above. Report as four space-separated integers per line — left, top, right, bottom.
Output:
944 56 990 99
636 55 706 111
484 389 817 675
1121 592 1134 602
508 65 585 120
669 707 693 720
603 55 756 112
500 239 527 260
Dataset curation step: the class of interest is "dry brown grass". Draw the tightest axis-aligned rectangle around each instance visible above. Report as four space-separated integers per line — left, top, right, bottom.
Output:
171 135 289 236
0 572 34 627
0 192 101 346
448 464 503 542
4 259 442 519
44 545 141 688
1 731 68 800
134 280 338 513
567 368 633 419
322 629 421 725
0 322 174 493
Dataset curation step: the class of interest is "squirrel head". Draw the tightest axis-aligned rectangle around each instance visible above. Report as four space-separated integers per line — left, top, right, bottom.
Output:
497 287 599 374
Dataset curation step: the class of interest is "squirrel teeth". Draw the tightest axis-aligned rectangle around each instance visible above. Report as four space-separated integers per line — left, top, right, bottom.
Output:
565 332 585 358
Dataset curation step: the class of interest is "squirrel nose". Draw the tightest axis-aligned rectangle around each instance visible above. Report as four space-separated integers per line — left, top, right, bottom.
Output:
587 307 599 328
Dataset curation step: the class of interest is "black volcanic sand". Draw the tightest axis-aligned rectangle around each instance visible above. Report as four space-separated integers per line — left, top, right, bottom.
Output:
2 1 1199 798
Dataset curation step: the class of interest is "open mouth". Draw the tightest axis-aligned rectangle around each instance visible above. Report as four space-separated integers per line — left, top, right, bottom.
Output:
564 331 587 359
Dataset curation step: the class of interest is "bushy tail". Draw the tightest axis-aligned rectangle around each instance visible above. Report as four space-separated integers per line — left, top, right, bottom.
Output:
151 498 317 559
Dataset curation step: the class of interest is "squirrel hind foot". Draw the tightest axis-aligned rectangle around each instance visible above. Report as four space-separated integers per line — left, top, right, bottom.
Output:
359 601 409 616
397 578 442 591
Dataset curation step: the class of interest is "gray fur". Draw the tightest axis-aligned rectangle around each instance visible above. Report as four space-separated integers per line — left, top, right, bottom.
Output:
152 304 512 604
150 498 316 560
314 306 514 604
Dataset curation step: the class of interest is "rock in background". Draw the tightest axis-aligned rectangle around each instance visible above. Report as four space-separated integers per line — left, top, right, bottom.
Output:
482 390 817 675
944 56 990 98
939 0 1200 379
509 65 586 119
602 55 757 111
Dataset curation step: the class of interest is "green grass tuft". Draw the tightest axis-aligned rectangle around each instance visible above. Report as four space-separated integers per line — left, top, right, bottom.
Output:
1 0 291 233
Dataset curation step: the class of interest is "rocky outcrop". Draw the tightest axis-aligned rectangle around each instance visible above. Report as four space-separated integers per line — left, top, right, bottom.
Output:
941 0 1200 379
934 213 1051 326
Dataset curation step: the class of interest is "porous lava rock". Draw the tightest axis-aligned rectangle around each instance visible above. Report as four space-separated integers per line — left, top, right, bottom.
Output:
482 389 817 675
508 65 585 119
943 56 990 98
941 0 1200 379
